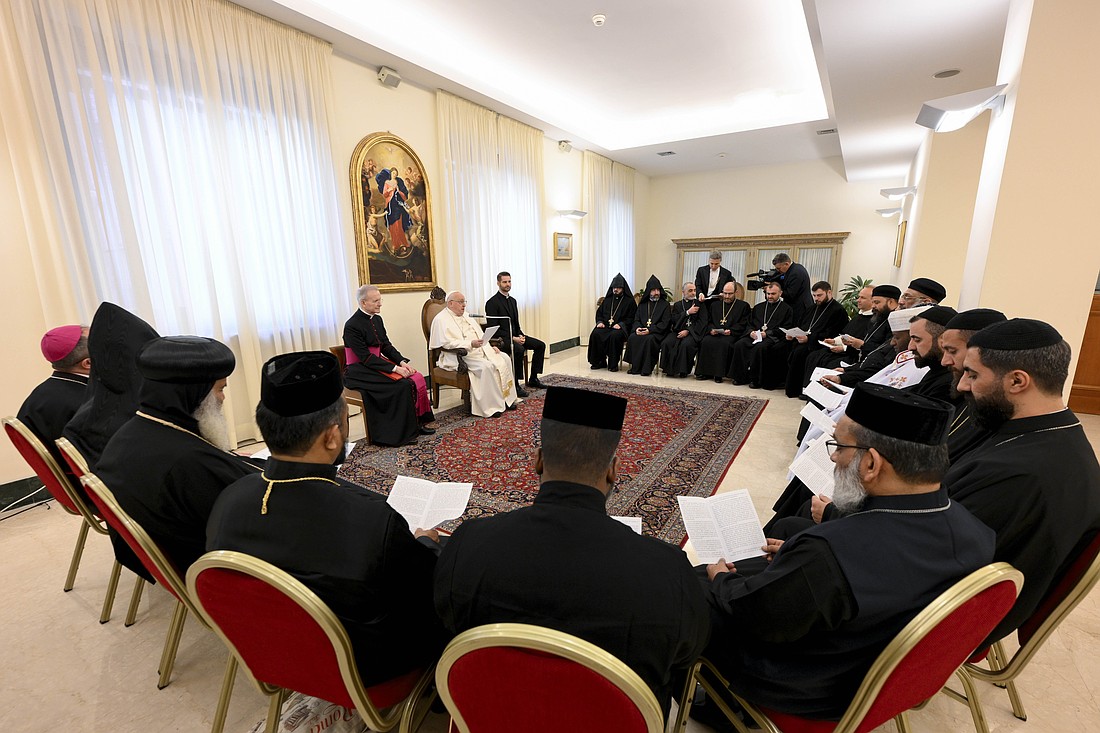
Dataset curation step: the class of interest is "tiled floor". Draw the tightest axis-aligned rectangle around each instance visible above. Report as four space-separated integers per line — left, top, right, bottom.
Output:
1 346 1097 732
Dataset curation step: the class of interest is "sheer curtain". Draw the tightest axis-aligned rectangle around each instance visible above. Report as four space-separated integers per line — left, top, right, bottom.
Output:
580 151 635 340
799 247 834 287
2 0 348 439
436 91 546 336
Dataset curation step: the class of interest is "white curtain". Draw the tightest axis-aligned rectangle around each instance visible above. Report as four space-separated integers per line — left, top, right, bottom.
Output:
2 0 349 439
681 250 747 295
799 247 834 288
436 91 546 336
580 151 635 340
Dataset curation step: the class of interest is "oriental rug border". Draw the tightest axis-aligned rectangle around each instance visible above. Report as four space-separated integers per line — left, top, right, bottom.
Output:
341 375 768 545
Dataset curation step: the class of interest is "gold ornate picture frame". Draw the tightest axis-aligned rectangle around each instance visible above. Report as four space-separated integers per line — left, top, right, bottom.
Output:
553 232 573 260
349 132 437 291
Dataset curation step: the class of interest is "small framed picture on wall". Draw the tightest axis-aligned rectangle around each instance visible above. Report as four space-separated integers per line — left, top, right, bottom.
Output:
554 232 573 260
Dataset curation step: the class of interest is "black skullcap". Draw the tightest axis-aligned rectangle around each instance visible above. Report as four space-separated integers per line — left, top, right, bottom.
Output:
871 284 901 301
261 351 344 417
968 318 1063 351
847 382 953 445
137 336 235 384
912 305 958 327
945 308 1007 332
908 277 947 302
542 386 627 431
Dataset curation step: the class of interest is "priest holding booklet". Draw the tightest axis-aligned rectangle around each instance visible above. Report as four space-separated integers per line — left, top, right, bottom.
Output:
691 383 993 726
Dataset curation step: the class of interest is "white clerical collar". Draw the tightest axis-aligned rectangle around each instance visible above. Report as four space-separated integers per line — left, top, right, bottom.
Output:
499 290 510 298
859 308 873 316
359 306 375 318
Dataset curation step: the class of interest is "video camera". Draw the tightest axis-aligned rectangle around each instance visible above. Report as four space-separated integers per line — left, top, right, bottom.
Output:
745 268 780 292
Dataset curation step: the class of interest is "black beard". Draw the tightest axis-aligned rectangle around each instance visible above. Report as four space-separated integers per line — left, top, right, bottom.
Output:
913 349 942 369
967 392 1014 431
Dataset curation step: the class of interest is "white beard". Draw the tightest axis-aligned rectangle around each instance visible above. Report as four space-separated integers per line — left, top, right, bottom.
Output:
193 390 232 451
831 456 868 514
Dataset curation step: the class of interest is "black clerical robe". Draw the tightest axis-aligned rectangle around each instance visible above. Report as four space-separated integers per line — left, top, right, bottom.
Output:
588 277 637 369
485 291 545 382
434 480 709 717
946 409 1100 646
207 458 444 685
626 298 672 375
801 312 873 380
907 361 953 402
784 300 850 397
728 300 794 387
777 262 813 323
95 410 259 580
695 265 734 300
18 372 88 466
837 339 897 387
707 488 994 720
343 309 432 446
945 398 990 464
694 299 751 379
660 299 707 377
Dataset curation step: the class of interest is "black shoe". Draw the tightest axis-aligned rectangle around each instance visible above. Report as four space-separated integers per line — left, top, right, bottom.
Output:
695 374 708 380
506 402 517 410
714 376 724 383
526 378 546 389
418 425 436 435
749 382 760 389
516 386 529 398
641 370 652 377
608 365 619 372
490 411 504 418
590 363 606 370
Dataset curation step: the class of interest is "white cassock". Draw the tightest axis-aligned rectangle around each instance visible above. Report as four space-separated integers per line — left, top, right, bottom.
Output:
429 309 517 417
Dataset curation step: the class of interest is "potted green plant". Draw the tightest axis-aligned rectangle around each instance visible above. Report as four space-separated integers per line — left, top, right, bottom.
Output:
838 275 873 317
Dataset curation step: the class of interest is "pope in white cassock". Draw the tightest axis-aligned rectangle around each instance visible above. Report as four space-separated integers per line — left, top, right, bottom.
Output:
429 291 517 418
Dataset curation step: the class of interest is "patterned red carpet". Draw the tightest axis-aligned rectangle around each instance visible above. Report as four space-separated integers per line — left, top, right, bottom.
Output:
341 374 768 544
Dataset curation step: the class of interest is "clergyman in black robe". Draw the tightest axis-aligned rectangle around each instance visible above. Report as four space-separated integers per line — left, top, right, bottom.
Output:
18 325 90 468
728 282 793 388
587 273 636 372
660 282 707 378
343 285 434 446
938 308 1008 463
626 275 671 376
208 350 445 686
782 286 849 397
693 283 750 381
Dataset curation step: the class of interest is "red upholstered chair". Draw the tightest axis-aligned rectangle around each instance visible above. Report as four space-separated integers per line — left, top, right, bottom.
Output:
3 417 130 623
435 623 665 733
945 532 1100 731
187 550 435 733
674 563 1023 733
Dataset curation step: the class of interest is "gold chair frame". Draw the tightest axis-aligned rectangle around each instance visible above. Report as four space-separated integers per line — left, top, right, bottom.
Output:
673 563 1023 733
436 622 665 733
79 473 236 733
943 542 1100 731
2 417 134 624
187 550 435 733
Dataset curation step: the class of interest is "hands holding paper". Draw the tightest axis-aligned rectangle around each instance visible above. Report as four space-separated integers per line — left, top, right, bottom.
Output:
812 495 833 523
707 558 737 580
414 528 441 542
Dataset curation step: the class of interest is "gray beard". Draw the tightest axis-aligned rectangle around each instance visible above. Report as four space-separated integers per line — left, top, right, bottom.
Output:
831 455 868 514
193 391 232 451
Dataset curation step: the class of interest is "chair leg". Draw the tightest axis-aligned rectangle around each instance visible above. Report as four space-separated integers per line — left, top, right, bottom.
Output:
157 601 188 689
264 688 287 733
64 520 92 591
99 560 123 623
124 577 146 626
954 667 992 733
672 662 701 733
431 383 440 408
210 654 237 733
894 711 912 733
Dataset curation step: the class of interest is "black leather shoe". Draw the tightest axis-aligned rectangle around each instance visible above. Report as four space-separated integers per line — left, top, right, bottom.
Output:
516 386 529 398
506 402 517 410
695 374 708 380
714 376 724 383
608 365 619 372
526 378 547 389
641 370 652 377
418 425 436 435
590 363 606 370
490 411 504 418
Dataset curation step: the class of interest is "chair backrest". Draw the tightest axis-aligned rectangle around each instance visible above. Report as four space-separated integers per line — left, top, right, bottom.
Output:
55 436 90 479
436 623 665 733
187 551 428 730
79 472 197 613
422 291 448 366
3 417 98 527
820 562 1023 733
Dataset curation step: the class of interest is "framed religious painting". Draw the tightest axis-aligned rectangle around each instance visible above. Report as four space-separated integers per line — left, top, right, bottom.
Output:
349 132 438 291
553 232 573 260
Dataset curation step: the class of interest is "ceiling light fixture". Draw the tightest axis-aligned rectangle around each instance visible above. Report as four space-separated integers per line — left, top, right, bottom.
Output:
557 209 588 219
816 128 837 135
656 151 676 157
933 69 961 79
591 13 606 27
876 207 903 218
880 186 917 200
916 84 1007 133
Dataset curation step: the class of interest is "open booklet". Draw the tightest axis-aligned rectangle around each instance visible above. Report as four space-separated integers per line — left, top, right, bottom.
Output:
677 490 767 564
780 326 809 338
789 434 835 497
803 378 852 410
386 475 472 532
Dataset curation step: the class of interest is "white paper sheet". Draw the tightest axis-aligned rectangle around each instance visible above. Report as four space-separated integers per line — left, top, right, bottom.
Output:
781 327 809 338
248 442 355 464
789 435 836 496
611 516 643 534
799 403 836 435
808 367 839 383
678 490 767 564
804 379 845 410
387 476 472 532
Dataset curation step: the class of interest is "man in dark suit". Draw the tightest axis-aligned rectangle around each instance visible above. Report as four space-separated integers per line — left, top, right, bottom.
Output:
695 250 735 301
485 271 546 396
772 252 813 324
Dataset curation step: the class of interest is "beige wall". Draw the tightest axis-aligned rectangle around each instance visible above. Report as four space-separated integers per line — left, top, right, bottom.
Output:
640 158 903 290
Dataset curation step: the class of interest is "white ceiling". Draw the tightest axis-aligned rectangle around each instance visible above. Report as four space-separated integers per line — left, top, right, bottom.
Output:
236 0 1011 182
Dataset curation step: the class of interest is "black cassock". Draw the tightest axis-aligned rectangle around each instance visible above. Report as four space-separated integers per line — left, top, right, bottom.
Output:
343 309 432 447
587 274 637 369
728 300 794 387
207 458 445 686
659 299 707 377
694 299 751 379
783 300 850 397
946 409 1100 647
798 313 873 395
626 276 672 376
434 481 709 718
18 372 88 466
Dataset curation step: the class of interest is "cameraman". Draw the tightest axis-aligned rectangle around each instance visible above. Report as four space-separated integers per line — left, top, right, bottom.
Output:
771 253 812 323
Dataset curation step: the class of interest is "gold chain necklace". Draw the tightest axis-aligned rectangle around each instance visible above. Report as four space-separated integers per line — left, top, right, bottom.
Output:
720 300 735 325
260 472 340 514
137 410 221 450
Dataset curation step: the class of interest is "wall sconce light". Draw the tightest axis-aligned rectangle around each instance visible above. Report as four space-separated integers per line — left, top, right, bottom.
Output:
557 209 587 219
916 84 1007 133
876 207 903 217
880 186 917 200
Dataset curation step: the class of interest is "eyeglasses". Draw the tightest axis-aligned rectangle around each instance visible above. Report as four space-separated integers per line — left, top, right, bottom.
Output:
824 440 870 456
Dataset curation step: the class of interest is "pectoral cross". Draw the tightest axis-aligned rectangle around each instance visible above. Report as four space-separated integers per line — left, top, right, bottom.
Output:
646 319 652 327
